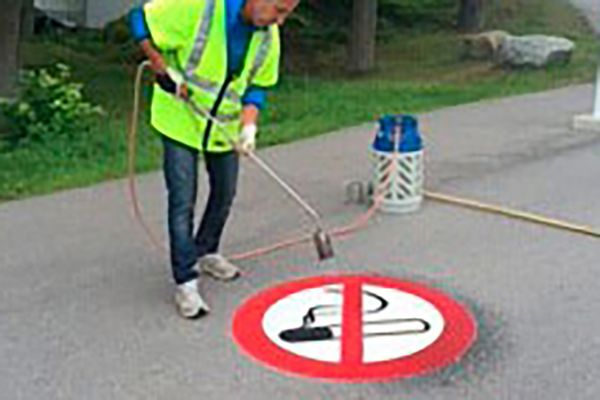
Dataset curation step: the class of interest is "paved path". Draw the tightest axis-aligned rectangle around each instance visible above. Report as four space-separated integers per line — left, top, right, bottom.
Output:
2 81 600 399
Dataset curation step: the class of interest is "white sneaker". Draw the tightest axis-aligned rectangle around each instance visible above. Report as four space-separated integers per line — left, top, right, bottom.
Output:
199 254 241 281
174 280 210 319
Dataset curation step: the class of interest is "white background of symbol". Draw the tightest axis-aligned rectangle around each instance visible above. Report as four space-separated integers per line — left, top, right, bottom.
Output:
261 283 445 363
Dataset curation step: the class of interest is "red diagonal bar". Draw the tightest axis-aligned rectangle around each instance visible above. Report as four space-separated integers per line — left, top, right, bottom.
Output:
341 277 363 365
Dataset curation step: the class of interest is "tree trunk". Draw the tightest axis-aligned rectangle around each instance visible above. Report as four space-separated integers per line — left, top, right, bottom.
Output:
0 0 23 98
21 0 35 38
348 0 378 73
457 0 484 33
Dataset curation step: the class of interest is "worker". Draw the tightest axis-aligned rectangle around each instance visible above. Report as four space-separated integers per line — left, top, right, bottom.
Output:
129 0 300 319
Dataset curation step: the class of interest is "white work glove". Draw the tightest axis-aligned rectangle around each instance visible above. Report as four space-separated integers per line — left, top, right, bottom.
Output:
238 124 257 155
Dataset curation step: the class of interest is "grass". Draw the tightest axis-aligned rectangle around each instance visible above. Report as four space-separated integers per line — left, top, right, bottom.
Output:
0 0 598 201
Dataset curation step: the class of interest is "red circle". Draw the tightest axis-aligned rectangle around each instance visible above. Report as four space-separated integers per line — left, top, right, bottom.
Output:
231 275 477 383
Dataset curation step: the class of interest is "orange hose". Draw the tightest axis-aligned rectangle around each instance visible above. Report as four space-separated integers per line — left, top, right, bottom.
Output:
126 62 394 262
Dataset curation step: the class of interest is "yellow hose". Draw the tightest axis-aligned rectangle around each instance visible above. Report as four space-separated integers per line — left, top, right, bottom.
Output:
127 61 600 263
425 191 600 239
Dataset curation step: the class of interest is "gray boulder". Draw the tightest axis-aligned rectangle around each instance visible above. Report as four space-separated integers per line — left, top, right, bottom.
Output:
462 31 575 68
497 35 575 68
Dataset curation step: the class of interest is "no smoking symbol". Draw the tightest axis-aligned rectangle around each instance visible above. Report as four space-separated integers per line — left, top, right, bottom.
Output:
232 275 476 382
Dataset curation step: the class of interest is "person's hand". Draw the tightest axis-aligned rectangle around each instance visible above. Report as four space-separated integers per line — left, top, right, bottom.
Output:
155 68 190 100
141 40 167 74
148 53 167 75
237 124 257 155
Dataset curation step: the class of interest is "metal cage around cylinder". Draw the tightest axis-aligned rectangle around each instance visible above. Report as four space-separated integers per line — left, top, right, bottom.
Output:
370 147 424 214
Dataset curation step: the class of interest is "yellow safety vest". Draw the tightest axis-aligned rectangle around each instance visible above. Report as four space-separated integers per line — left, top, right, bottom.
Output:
144 0 280 152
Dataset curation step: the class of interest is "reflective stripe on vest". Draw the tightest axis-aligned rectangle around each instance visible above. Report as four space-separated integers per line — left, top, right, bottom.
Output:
215 112 238 123
184 6 273 105
247 29 273 85
185 0 217 77
187 42 275 106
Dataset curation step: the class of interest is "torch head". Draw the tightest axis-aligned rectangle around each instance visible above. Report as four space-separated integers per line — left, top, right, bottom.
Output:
313 229 335 262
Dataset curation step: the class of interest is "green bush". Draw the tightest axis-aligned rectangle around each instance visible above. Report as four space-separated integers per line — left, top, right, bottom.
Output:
0 63 104 148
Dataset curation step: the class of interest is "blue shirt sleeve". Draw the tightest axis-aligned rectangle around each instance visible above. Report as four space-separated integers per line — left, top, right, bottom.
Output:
242 86 268 110
128 7 150 42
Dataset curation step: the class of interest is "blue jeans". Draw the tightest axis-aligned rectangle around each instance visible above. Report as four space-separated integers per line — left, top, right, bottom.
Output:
162 136 239 285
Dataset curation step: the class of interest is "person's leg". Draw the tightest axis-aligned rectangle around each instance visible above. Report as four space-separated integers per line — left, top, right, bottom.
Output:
194 151 240 279
163 136 209 318
195 151 239 255
162 135 201 285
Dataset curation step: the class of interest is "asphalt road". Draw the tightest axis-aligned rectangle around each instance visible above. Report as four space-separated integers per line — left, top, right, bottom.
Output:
2 81 600 398
2 2 600 396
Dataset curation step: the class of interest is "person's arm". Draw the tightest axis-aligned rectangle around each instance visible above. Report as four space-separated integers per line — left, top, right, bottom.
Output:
241 104 259 126
238 87 270 154
237 26 280 154
129 4 187 96
240 86 268 125
140 39 167 75
129 7 168 75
